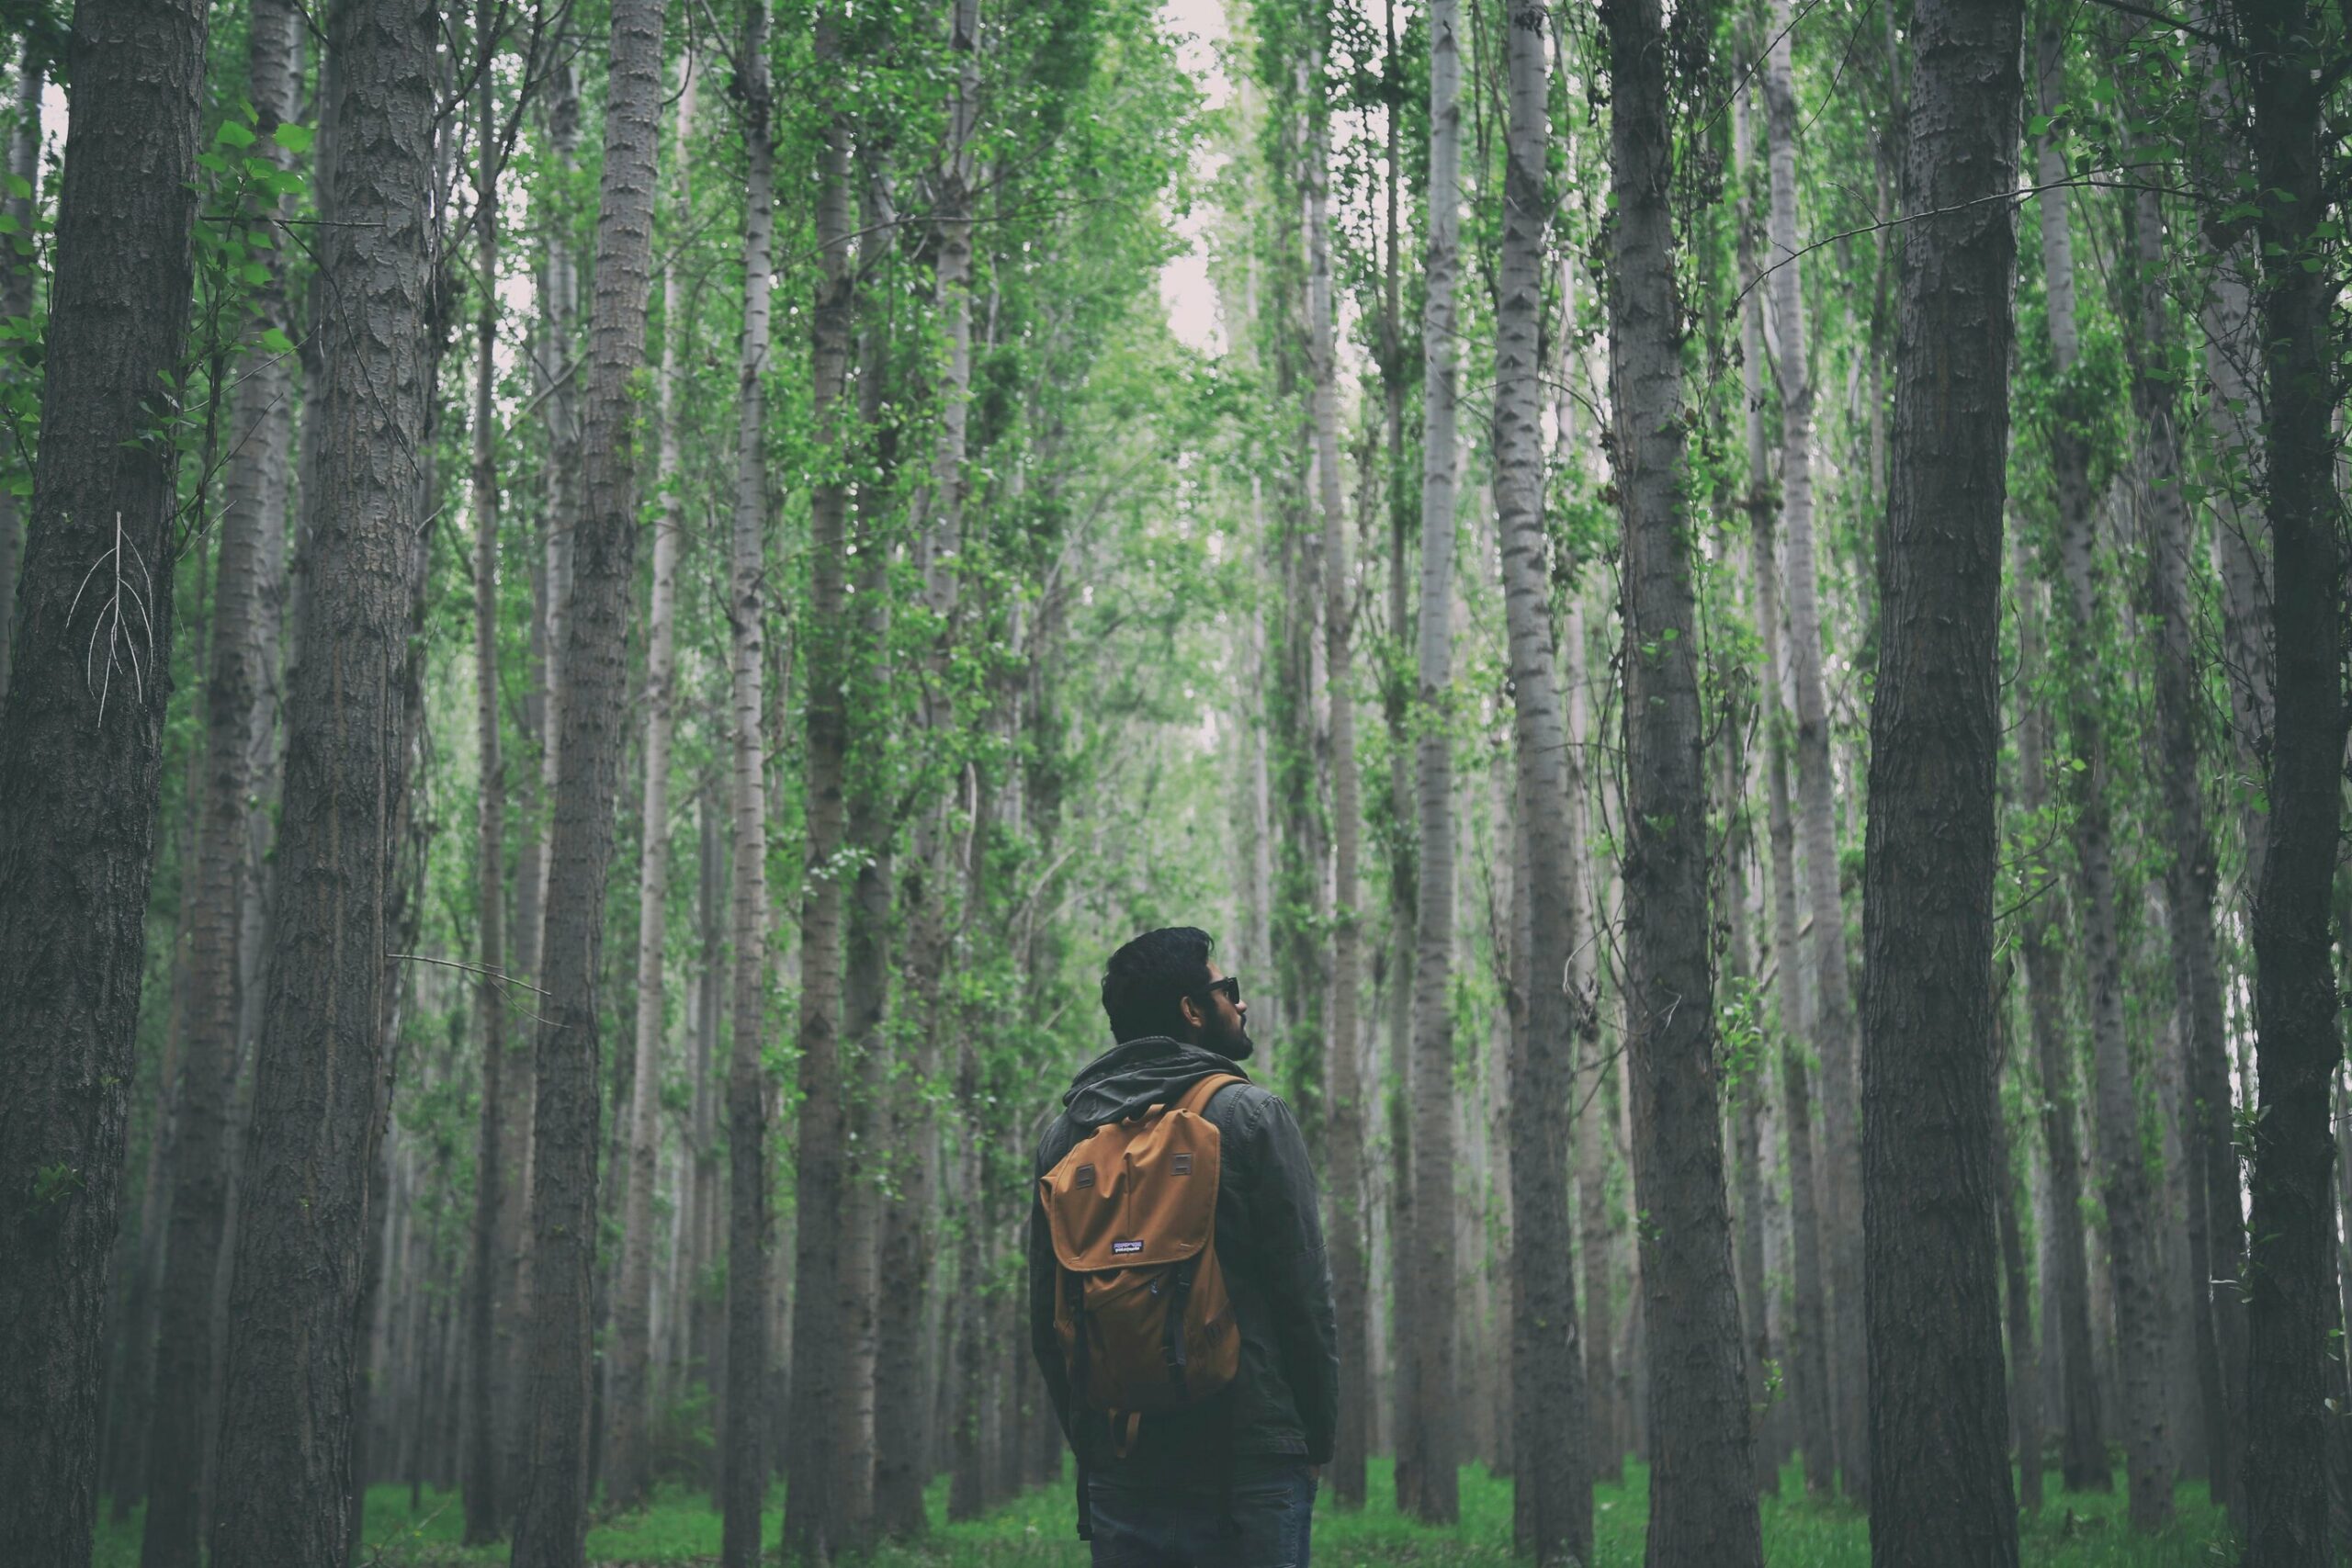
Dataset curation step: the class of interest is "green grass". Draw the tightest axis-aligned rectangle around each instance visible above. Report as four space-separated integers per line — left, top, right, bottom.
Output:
94 1458 2231 1565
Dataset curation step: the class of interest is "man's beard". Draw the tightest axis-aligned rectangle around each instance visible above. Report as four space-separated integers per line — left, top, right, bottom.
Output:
1204 1020 1255 1062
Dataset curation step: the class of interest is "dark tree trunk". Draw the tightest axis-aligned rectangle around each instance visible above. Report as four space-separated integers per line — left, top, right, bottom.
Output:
784 12 855 1554
1600 1 1762 1560
205 0 434 1558
2240 6 2346 1563
1493 4 1587 1557
511 0 664 1554
0 0 206 1557
1857 4 2023 1565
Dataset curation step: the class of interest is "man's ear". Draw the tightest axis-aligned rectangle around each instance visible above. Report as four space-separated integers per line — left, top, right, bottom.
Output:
1177 994 1203 1034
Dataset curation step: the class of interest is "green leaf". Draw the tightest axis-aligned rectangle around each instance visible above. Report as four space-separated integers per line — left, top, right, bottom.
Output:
260 325 295 355
273 122 316 154
216 118 257 149
240 261 270 286
2 173 28 199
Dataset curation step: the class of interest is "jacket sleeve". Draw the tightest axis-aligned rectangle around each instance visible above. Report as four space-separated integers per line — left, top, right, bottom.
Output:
1029 1143 1076 1446
1242 1092 1340 1464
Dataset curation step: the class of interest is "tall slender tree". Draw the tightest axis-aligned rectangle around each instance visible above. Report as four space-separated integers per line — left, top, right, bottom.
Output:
1859 2 2024 1563
1304 13 1371 1530
1404 0 1461 1522
1758 0 1868 1496
1493 3 1586 1559
137 3 300 1561
784 10 856 1553
719 9 775 1563
205 0 435 1556
2007 540 2105 1493
511 0 666 1552
1600 0 1762 1558
0 0 207 1558
464 16 511 1534
606 54 697 1518
2033 18 2174 1527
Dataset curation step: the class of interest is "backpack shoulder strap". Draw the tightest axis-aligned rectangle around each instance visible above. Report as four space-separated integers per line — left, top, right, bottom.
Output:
1171 1071 1246 1120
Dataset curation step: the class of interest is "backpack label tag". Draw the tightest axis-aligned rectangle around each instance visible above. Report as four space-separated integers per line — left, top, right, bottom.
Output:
1171 1153 1193 1175
1076 1164 1095 1188
1112 1239 1143 1255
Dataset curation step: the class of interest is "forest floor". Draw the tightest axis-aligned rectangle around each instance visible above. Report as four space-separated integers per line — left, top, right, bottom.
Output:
92 1456 2230 1566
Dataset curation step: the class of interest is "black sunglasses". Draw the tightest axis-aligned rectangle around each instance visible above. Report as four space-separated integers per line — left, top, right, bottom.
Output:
1206 975 1242 1007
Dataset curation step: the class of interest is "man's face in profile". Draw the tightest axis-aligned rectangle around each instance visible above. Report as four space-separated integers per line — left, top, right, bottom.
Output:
1183 962 1255 1061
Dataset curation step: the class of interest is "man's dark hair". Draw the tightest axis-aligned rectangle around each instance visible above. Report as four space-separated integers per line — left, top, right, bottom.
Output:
1102 927 1216 1043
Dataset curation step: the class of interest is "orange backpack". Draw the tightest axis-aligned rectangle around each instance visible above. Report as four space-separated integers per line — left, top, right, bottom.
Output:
1041 1071 1246 1453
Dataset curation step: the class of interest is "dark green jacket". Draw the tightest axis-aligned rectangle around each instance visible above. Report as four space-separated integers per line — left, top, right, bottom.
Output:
1027 1037 1340 1483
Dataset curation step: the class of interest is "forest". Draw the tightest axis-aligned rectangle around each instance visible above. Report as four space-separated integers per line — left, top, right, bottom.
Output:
0 0 2346 1561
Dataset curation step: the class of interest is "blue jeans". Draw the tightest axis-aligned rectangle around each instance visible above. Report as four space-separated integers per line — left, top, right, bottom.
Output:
1087 1460 1317 1568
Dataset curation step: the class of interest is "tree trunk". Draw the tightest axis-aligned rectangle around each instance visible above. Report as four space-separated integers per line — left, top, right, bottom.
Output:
1403 0 1461 1524
2241 8 2345 1562
1565 595 1621 1488
511 0 664 1553
139 4 300 1559
605 55 697 1519
783 15 854 1553
874 5 978 1541
2009 536 2105 1494
2188 24 2256 1526
0 53 39 710
463 19 510 1542
205 0 433 1557
1760 1 1868 1498
0 0 206 1555
1302 22 1371 1526
1858 5 2024 1564
1492 6 1586 1557
1600 2 1762 1560
718 17 775 1564
2032 20 2173 1530
2126 118 2237 1534
1996 1059 2043 1516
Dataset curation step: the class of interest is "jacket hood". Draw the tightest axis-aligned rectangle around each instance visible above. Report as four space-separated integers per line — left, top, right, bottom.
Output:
1059 1036 1250 1130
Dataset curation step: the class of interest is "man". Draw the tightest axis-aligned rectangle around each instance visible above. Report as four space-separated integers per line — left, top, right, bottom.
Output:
1029 926 1339 1567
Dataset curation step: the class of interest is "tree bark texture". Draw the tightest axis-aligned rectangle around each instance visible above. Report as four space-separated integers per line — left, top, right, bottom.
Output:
2241 6 2346 1562
512 0 663 1554
1760 1 1869 1501
874 0 977 1539
464 42 509 1535
1305 29 1373 1529
1405 0 1461 1525
605 55 697 1519
138 1 299 1555
1858 5 2023 1565
205 0 433 1557
0 0 206 1557
719 17 774 1563
2129 152 2240 1531
1494 6 1587 1558
1601 2 1764 1560
784 19 854 1554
